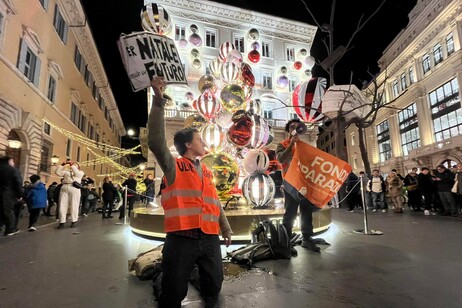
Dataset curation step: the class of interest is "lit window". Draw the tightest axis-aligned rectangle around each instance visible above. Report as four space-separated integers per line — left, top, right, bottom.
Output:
398 103 420 156
446 33 454 55
205 29 216 48
53 5 68 43
376 120 391 162
392 80 399 97
422 54 431 73
409 67 415 84
288 77 297 92
433 43 442 65
43 122 51 135
400 73 407 91
262 41 271 58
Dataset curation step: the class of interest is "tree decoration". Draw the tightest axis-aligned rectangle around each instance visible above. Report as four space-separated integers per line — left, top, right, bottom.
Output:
219 42 235 62
140 3 172 35
242 173 275 207
292 77 327 123
247 50 261 63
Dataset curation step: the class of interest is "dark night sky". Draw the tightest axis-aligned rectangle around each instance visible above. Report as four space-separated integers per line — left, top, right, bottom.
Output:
80 0 417 136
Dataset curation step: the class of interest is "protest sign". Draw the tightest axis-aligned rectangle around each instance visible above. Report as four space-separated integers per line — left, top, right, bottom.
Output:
283 140 352 208
118 31 187 92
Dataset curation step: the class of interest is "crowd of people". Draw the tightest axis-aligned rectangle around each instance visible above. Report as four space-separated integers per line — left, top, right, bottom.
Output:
343 164 462 217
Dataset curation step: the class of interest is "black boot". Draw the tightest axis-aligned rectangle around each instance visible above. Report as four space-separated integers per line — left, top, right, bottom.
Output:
56 223 64 229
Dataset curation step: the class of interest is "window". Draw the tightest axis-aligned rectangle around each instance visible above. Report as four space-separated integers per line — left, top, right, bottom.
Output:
234 35 244 53
446 33 454 55
47 75 56 103
96 132 100 143
263 110 273 119
400 73 407 91
92 81 98 100
351 133 356 146
0 11 4 44
66 138 71 158
79 114 87 134
98 95 104 109
205 29 216 48
43 122 51 135
398 103 420 156
262 72 272 90
392 80 399 97
289 112 298 119
104 106 109 120
18 40 41 86
76 146 81 162
74 46 82 71
174 24 186 41
39 0 49 10
433 43 442 65
88 123 94 140
84 65 92 86
39 139 53 173
261 41 271 58
288 77 297 92
429 78 461 142
409 67 415 84
53 5 68 43
422 54 430 74
376 120 391 162
286 45 295 61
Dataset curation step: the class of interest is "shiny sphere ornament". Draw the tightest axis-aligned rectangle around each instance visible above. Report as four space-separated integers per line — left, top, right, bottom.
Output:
185 91 195 101
215 108 233 128
292 77 327 123
200 123 226 152
198 75 216 93
219 42 235 62
189 33 202 47
298 48 308 57
242 173 275 207
178 38 188 49
277 75 289 88
220 84 246 112
220 62 240 83
190 24 198 33
302 69 312 80
247 49 261 63
241 65 255 87
140 3 172 35
242 84 253 102
250 41 260 50
184 113 206 129
247 28 260 40
243 149 269 174
226 50 243 65
227 111 253 147
249 114 270 149
208 58 222 79
190 48 200 58
304 56 315 69
191 58 202 69
293 61 303 70
280 66 288 74
201 152 240 196
197 89 221 120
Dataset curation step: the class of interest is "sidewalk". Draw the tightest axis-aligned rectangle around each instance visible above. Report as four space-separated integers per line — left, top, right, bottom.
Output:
1 207 462 307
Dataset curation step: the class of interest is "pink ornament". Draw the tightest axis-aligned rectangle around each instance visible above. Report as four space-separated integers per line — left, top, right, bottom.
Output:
197 89 221 120
219 42 235 62
189 33 202 47
277 75 289 88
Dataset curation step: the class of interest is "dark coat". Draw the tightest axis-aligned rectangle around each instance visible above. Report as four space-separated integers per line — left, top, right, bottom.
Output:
435 169 455 192
102 182 118 202
0 159 23 208
24 181 47 209
417 173 434 193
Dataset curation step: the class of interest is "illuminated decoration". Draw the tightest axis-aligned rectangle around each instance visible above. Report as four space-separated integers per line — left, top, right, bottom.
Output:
298 48 308 58
201 152 239 197
208 58 222 79
87 147 139 177
198 75 216 93
304 55 315 69
293 61 303 70
227 111 253 147
8 140 21 149
185 91 195 101
188 33 202 47
200 123 226 152
140 3 172 35
247 50 260 63
214 108 233 129
178 38 188 49
247 28 260 40
220 84 246 112
190 48 200 58
242 173 275 207
219 42 235 62
250 41 260 50
243 149 269 174
292 77 327 123
220 62 240 83
276 75 289 88
184 113 206 129
241 63 255 87
302 69 312 80
190 24 198 33
279 66 288 74
249 114 270 149
225 50 243 65
197 89 220 120
321 84 372 120
51 155 60 166
191 58 202 69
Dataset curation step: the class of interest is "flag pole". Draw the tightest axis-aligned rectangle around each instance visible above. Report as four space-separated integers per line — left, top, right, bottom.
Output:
353 175 383 235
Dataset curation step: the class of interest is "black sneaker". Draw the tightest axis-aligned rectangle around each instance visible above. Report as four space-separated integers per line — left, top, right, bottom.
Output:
70 222 77 228
301 240 321 252
291 247 298 256
6 229 20 236
56 223 64 229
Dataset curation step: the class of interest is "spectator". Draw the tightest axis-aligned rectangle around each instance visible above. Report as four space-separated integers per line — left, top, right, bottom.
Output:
143 173 155 205
80 174 95 217
386 171 404 213
367 169 387 212
87 187 100 213
404 170 422 211
102 176 118 219
53 179 63 220
120 173 137 219
24 175 47 231
391 168 405 181
0 155 23 236
452 163 462 214
434 164 457 217
418 167 436 215
45 182 58 217
346 172 360 212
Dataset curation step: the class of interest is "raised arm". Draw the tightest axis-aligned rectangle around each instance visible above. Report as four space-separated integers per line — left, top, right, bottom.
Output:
147 77 176 186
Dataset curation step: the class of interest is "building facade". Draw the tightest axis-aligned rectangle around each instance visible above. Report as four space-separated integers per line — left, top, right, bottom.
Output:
346 0 462 174
0 0 126 186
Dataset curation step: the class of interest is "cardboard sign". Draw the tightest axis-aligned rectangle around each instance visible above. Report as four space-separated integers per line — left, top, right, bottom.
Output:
283 140 352 208
118 31 187 92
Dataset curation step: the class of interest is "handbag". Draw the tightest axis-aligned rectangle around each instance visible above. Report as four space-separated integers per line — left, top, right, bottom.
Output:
451 180 458 194
71 175 83 189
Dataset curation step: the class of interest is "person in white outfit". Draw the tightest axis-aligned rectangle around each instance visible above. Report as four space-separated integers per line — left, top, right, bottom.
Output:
55 160 84 229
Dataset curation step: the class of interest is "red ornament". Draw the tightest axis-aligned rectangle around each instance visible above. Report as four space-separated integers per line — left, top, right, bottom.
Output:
293 61 303 70
227 111 253 147
291 77 327 123
197 89 221 120
247 50 261 63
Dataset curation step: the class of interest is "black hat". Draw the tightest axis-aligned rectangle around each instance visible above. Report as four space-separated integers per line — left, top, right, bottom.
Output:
29 174 40 183
51 182 58 185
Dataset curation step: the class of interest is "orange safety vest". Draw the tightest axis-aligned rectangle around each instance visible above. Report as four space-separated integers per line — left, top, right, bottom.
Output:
161 157 221 234
279 138 294 178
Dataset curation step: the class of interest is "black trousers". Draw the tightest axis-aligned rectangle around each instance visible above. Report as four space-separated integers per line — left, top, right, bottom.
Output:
0 193 17 234
28 208 41 228
119 195 136 219
102 199 113 218
282 189 318 240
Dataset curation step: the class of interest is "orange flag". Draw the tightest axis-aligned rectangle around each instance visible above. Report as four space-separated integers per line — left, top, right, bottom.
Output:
284 140 352 208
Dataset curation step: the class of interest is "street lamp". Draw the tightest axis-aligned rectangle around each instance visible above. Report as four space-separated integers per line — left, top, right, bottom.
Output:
139 163 146 171
127 128 136 138
51 155 60 166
